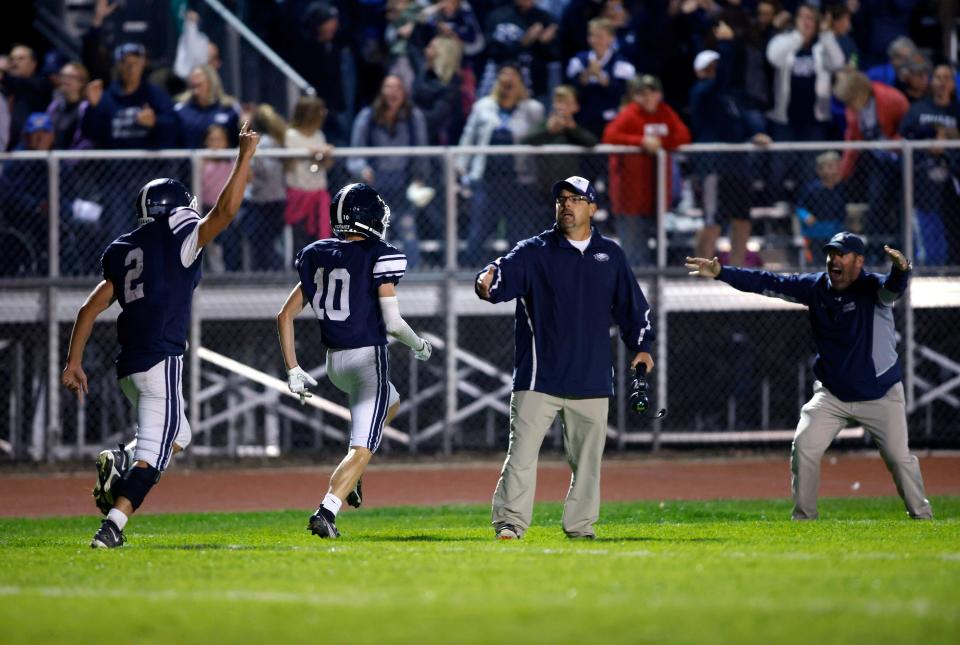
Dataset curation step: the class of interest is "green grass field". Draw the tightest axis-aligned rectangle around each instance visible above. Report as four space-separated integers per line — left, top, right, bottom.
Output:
2 497 958 644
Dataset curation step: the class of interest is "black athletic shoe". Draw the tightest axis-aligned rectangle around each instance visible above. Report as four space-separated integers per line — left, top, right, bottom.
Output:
308 510 340 538
90 519 125 549
93 444 130 515
346 477 363 508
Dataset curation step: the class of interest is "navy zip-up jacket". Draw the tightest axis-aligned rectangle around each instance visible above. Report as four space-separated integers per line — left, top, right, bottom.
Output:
716 265 909 401
477 225 654 398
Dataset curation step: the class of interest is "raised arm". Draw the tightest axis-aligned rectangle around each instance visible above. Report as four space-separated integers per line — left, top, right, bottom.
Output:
878 245 911 306
62 279 116 400
196 121 260 249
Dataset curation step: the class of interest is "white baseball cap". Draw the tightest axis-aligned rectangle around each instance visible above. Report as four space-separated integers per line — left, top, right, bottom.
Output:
693 50 720 72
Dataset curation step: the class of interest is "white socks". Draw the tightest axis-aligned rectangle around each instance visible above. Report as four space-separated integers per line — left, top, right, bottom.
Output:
321 493 343 518
107 508 128 531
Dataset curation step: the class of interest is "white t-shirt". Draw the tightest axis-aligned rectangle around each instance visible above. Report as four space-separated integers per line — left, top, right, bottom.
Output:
568 237 591 254
285 127 328 192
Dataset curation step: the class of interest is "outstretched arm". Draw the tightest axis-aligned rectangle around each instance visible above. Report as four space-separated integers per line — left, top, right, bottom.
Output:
62 280 116 400
197 121 260 249
878 245 911 305
685 256 816 306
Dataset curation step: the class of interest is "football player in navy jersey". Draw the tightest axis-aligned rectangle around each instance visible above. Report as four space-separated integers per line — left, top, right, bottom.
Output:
276 183 432 538
62 122 260 548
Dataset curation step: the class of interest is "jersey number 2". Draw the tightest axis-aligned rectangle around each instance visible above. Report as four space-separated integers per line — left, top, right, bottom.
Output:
124 248 145 303
312 267 351 321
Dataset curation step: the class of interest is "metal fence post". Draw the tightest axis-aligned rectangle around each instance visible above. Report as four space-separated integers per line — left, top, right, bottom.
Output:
189 153 203 454
901 140 915 412
443 148 459 455
653 149 669 452
45 154 61 461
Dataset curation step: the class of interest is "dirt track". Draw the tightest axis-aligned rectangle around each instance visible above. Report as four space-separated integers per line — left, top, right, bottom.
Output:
2 454 958 518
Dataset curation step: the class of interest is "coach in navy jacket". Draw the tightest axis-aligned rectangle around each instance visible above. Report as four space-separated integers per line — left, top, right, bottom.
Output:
476 175 654 539
686 233 932 521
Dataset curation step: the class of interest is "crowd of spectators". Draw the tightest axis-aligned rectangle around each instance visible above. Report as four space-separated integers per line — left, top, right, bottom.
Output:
1 0 959 275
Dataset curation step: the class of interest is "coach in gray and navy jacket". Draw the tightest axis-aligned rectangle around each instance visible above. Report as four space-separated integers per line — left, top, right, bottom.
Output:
476 176 654 540
686 233 932 521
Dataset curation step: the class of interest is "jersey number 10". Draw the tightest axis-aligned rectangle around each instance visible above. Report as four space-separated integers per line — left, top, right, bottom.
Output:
312 267 351 321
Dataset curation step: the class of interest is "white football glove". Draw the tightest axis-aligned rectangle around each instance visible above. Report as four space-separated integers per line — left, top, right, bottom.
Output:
287 366 318 404
413 338 432 361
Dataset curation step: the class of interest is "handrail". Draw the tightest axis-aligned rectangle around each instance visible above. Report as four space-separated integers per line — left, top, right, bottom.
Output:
200 0 315 96
3 139 958 162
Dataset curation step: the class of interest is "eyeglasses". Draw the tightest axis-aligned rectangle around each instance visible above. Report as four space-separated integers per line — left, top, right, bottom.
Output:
555 195 590 205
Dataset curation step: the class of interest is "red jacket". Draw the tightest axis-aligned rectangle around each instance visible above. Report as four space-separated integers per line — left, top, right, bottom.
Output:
841 82 909 179
603 101 691 216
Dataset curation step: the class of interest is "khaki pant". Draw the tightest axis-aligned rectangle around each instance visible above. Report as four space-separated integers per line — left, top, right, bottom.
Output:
791 381 933 520
491 391 608 537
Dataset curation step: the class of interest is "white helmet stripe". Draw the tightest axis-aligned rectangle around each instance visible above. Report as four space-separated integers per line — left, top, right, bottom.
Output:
337 183 360 226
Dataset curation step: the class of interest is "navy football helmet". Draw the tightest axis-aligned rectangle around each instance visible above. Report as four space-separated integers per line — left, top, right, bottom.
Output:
136 178 197 226
330 183 391 240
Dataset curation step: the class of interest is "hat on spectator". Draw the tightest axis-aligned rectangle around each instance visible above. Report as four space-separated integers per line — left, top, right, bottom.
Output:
114 42 146 62
823 232 865 256
635 74 662 92
23 112 53 134
693 50 720 72
552 176 598 204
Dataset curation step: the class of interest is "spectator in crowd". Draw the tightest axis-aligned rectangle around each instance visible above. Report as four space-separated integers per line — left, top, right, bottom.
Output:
173 10 211 83
854 0 921 69
0 113 55 275
348 75 430 267
385 0 424 91
796 151 848 263
765 4 845 194
82 0 120 83
523 84 598 203
227 104 286 272
603 74 691 267
566 17 636 139
865 36 916 87
288 2 352 145
46 62 94 151
1 44 54 151
199 124 234 272
899 64 960 266
458 62 545 264
411 35 465 146
690 23 771 267
898 53 932 104
481 0 559 100
834 69 909 243
173 64 240 149
285 96 335 252
80 43 179 150
419 0 485 108
827 2 858 67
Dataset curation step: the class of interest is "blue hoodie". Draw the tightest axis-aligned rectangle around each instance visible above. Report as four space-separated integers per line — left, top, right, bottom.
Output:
80 80 178 149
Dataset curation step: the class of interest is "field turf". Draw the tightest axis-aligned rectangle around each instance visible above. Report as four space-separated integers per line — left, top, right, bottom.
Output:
1 497 958 644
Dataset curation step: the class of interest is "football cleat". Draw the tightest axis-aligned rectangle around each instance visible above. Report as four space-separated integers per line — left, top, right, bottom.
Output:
346 477 363 508
90 519 125 549
308 509 340 538
92 444 130 515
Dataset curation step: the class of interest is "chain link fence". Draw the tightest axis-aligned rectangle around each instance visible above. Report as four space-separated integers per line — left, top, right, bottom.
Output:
1 142 958 463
